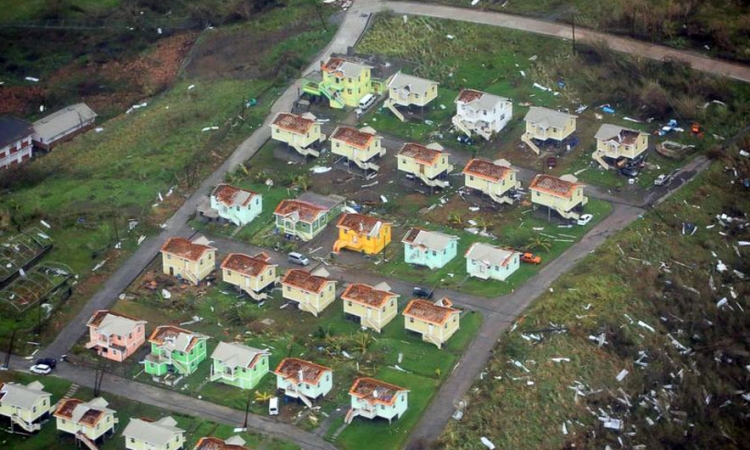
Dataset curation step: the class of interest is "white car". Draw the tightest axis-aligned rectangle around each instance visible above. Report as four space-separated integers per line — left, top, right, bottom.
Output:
654 174 672 186
577 214 593 226
29 364 52 375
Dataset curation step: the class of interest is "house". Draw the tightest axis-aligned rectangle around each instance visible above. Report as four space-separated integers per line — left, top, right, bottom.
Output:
0 381 53 433
210 341 270 390
270 112 326 157
0 116 34 169
593 124 649 169
397 142 454 189
123 416 185 450
465 242 521 281
161 236 216 285
85 310 147 362
522 107 577 155
462 158 520 205
32 103 97 151
330 125 386 172
403 298 460 348
203 184 262 226
54 397 118 446
280 268 337 317
221 252 277 301
529 174 588 220
145 326 209 377
345 378 408 424
333 213 392 255
385 72 438 121
453 89 512 140
302 57 379 109
401 228 458 270
341 282 399 333
274 192 345 242
193 436 247 450
274 358 333 407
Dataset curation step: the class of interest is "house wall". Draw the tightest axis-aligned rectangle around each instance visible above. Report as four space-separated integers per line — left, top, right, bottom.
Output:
597 133 648 159
350 392 408 420
343 297 398 333
525 116 576 141
125 433 184 450
398 154 451 180
322 68 373 108
532 186 586 213
146 339 207 376
162 250 215 285
467 252 520 281
456 102 512 134
210 194 262 226
56 414 115 440
331 137 383 164
271 123 322 149
403 240 457 269
404 313 460 347
0 395 50 423
282 282 336 316
464 171 517 198
0 135 33 169
213 354 269 390
222 266 276 293
277 370 333 399
337 223 391 255
87 323 146 362
390 84 438 107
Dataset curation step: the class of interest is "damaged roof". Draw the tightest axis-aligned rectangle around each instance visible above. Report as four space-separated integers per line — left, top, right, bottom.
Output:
220 253 273 277
86 310 145 336
349 377 408 406
54 397 114 426
322 57 371 79
280 269 334 293
211 184 258 208
401 228 458 251
274 358 332 385
273 200 326 223
336 213 388 236
161 237 214 261
194 436 247 450
524 106 576 129
331 126 377 149
465 242 519 267
272 112 316 135
399 142 444 165
595 123 645 145
341 283 397 308
403 298 459 325
462 158 514 182
529 174 582 198
455 89 508 110
148 325 207 353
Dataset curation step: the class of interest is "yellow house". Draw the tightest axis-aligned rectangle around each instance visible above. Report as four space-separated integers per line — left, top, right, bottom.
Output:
341 282 399 333
330 125 386 172
270 112 326 158
593 124 649 169
0 381 53 433
194 436 248 450
522 106 577 154
385 72 438 121
54 397 118 446
397 142 454 190
221 252 277 301
333 213 391 255
403 298 460 348
462 158 520 205
280 268 337 317
161 236 216 285
529 174 588 221
123 416 185 450
320 57 375 108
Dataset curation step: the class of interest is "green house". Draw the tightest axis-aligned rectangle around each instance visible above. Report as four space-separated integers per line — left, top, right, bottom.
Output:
210 341 270 390
273 192 345 242
145 326 208 376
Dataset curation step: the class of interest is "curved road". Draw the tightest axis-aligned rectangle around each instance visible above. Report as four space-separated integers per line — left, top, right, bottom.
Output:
9 0 734 448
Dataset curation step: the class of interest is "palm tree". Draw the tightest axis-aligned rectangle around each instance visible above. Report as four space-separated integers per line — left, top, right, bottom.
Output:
355 332 372 355
255 391 273 403
526 236 552 253
448 212 463 228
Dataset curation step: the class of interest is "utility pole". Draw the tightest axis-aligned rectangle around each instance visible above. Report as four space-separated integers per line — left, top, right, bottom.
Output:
243 393 252 429
571 14 576 52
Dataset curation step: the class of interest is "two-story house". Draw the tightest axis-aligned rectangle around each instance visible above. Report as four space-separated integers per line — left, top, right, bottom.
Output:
452 89 512 140
397 142 453 190
85 310 147 362
0 116 34 169
529 174 588 220
145 326 209 377
462 158 520 205
302 57 377 109
333 213 391 255
54 397 118 447
345 378 409 424
0 381 53 433
403 298 460 348
522 106 577 155
385 72 438 121
210 341 270 390
274 192 345 242
465 242 520 281
280 268 337 317
330 125 386 173
32 103 97 151
274 358 333 407
221 252 277 301
341 282 398 333
270 112 326 158
123 416 185 450
161 236 216 285
207 184 262 226
593 124 649 169
193 436 248 450
401 228 459 270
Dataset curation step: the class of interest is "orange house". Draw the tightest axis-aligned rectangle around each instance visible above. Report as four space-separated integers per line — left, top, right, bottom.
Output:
85 310 147 362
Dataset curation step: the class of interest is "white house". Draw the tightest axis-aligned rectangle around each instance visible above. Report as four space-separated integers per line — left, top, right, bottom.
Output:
206 184 262 226
453 89 512 140
32 103 97 150
0 116 34 169
345 378 409 424
465 242 520 281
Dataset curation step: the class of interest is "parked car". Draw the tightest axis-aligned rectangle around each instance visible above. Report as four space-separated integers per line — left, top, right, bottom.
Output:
269 397 279 416
35 358 57 369
520 252 542 264
619 166 639 178
577 214 593 226
29 364 53 375
412 286 433 299
654 174 672 186
456 134 474 145
547 156 557 169
288 252 310 266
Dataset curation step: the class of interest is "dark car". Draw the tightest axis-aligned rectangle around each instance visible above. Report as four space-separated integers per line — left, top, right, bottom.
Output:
413 287 433 299
547 156 557 169
35 358 57 369
456 135 474 145
619 166 639 178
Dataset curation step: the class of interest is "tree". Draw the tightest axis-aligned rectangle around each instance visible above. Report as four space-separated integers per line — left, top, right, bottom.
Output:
448 212 463 228
526 236 552 254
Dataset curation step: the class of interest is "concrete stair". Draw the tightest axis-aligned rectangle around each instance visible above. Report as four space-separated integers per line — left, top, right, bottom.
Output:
521 133 541 155
385 99 405 122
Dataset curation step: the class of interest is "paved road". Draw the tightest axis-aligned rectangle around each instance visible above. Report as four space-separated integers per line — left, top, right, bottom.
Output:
28 0 727 447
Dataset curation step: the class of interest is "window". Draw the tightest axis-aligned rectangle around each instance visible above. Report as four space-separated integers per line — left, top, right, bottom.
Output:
227 270 232 277
500 114 505 121
432 250 437 256
536 191 540 197
329 285 333 291
409 318 414 323
469 176 474 181
348 78 352 83
167 254 171 260
260 275 264 282
286 286 290 292
415 93 420 99
348 301 352 307
130 438 135 443
347 89 352 95
33 406 37 413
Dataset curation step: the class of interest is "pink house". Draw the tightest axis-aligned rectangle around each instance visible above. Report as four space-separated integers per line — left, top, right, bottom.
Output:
85 310 147 362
